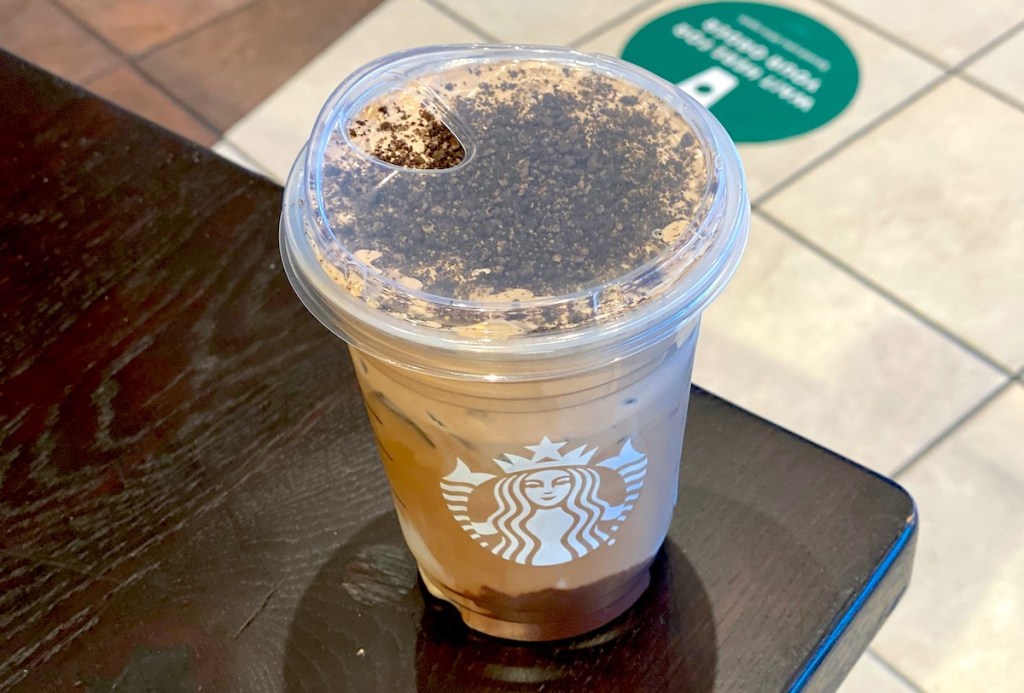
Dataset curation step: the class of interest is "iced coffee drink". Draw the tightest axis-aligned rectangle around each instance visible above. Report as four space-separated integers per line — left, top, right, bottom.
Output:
280 46 748 641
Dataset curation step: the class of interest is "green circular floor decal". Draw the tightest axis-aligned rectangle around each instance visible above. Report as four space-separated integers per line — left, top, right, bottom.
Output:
622 2 859 142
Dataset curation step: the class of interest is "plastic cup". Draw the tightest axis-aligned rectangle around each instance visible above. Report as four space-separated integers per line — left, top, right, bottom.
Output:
280 45 748 641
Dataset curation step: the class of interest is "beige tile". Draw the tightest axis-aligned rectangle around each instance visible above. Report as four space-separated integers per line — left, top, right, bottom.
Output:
967 29 1024 108
0 0 119 83
872 384 1024 693
838 652 917 693
840 0 1024 65
85 65 218 145
764 78 1024 371
576 0 940 198
211 140 271 177
429 0 647 45
223 0 483 183
59 0 253 56
138 0 384 133
692 213 1003 475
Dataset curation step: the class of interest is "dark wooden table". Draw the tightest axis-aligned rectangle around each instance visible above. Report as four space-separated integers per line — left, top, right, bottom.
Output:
0 52 916 693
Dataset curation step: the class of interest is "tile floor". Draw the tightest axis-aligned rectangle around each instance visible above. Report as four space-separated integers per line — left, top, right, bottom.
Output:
0 0 385 146
4 0 1023 690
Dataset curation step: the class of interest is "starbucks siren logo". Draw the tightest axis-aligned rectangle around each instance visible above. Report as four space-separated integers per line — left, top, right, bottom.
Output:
441 437 648 566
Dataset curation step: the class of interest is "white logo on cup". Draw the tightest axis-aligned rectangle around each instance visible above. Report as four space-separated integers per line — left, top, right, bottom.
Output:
441 437 647 566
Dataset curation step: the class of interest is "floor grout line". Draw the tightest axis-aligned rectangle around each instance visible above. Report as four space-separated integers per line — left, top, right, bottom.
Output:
130 0 264 62
890 378 1013 480
422 0 501 43
77 60 124 87
949 19 1024 71
946 19 1024 116
751 72 950 206
866 649 927 693
129 65 225 138
809 0 950 70
754 208 1013 377
955 70 1024 115
754 15 1024 206
812 0 1024 75
746 0 956 205
50 0 224 139
568 0 666 48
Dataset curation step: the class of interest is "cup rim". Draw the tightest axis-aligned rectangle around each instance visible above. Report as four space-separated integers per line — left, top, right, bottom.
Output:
279 44 750 380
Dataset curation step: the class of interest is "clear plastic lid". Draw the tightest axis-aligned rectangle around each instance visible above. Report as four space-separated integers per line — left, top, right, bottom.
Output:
280 45 749 379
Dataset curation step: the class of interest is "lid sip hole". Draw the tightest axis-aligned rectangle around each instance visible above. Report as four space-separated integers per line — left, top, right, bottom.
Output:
346 96 465 170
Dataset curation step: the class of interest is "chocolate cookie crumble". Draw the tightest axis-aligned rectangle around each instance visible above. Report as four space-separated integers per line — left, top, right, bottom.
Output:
315 59 709 330
348 104 465 169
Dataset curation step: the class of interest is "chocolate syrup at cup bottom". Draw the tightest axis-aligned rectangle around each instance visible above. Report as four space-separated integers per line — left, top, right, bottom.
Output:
350 326 698 641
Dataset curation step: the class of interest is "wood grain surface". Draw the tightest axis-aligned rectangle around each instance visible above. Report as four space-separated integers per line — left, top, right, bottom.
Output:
0 52 916 692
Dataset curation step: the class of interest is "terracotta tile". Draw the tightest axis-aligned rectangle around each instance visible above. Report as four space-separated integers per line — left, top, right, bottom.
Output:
222 0 484 182
58 0 254 56
138 0 385 133
0 0 119 83
85 65 218 145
